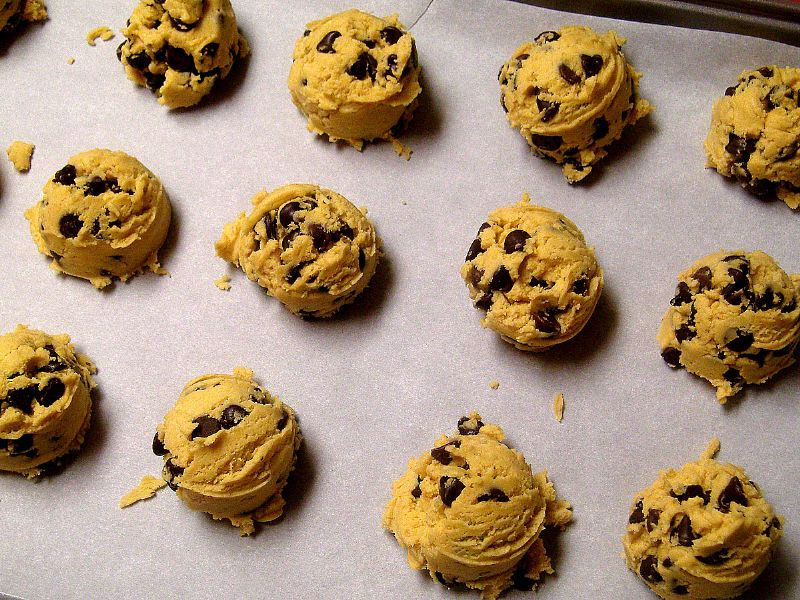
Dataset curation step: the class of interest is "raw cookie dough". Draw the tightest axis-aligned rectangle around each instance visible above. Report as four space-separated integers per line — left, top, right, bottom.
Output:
705 66 800 209
25 148 172 289
460 195 603 351
0 0 46 33
118 0 249 109
86 25 114 46
658 250 800 402
6 140 34 172
624 441 783 599
0 325 96 478
287 9 421 153
153 368 301 535
499 26 651 183
383 413 572 600
216 183 380 318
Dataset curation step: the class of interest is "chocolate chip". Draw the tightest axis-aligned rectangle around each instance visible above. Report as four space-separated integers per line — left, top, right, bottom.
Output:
59 214 83 238
671 485 709 504
512 565 536 591
725 85 737 96
169 16 196 31
380 26 403 44
530 134 562 151
262 215 278 240
663 558 673 568
457 416 483 435
718 476 748 513
478 222 491 234
640 556 663 584
286 263 304 284
190 415 222 440
434 572 450 587
673 585 689 595
592 116 609 140
581 53 603 77
536 98 560 122
534 30 560 44
489 266 513 292
317 30 341 53
411 476 422 498
358 249 366 271
279 201 302 227
38 378 65 408
503 229 530 253
7 434 34 456
559 64 581 85
692 267 713 291
90 219 101 237
40 345 67 373
385 54 398 76
431 441 460 465
308 223 338 252
696 549 729 565
152 432 167 456
165 45 196 74
661 347 682 367
776 141 799 161
764 516 781 536
126 51 151 71
743 178 778 199
477 488 509 502
646 509 661 532
671 282 693 306
4 386 38 414
144 71 165 91
281 229 300 250
725 133 756 165
758 66 774 77
303 29 310 37
439 476 465 507
220 405 249 429
782 298 797 313
348 52 377 81
337 223 354 239
726 330 754 352
532 309 561 335
629 500 645 524
529 276 551 289
116 42 125 62
465 238 483 261
53 164 76 185
675 323 695 343
276 411 289 430
572 277 589 295
85 177 107 196
475 293 493 311
200 42 219 58
672 515 700 547
723 367 743 385
164 458 184 489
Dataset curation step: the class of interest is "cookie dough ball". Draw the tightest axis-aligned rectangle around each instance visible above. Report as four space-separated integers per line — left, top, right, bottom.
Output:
216 183 380 318
460 195 603 351
658 250 800 402
705 66 800 209
0 0 47 33
25 148 172 289
383 413 572 600
152 368 301 535
624 442 783 599
118 0 249 109
0 325 96 478
499 26 651 183
287 9 422 152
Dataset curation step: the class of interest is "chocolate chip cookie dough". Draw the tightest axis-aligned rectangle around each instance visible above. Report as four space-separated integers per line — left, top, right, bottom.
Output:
499 26 651 183
624 440 783 599
705 66 800 209
658 250 800 402
25 148 172 289
383 413 572 599
461 195 603 351
0 325 96 478
287 9 422 155
152 368 301 535
118 0 249 109
0 0 46 33
216 183 380 318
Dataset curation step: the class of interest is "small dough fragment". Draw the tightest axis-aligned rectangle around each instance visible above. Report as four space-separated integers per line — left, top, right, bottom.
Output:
152 368 302 535
705 66 800 209
214 274 231 291
0 325 96 478
624 441 783 599
120 474 167 507
86 25 114 46
553 392 564 422
489 379 499 390
25 148 172 289
658 250 800 402
383 412 571 599
118 0 249 109
216 183 380 318
288 9 421 153
6 141 34 172
499 26 651 183
0 0 47 33
461 194 603 351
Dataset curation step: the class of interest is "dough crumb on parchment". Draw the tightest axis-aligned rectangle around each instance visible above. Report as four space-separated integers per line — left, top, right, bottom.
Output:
214 274 231 291
6 141 35 172
86 25 114 47
119 474 167 508
489 379 500 390
553 392 564 423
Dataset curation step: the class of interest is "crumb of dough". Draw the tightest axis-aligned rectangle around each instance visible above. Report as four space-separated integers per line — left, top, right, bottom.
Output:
389 136 412 160
701 437 721 460
214 274 231 291
401 200 407 205
553 393 564 423
67 57 75 65
6 141 35 172
119 475 167 508
86 25 114 47
489 379 500 390
21 0 47 22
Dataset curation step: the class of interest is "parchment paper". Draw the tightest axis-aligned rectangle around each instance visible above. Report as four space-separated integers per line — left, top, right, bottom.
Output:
1 1 798 599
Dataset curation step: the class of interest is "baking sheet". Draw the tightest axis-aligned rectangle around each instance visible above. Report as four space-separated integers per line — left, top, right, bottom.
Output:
1 1 798 598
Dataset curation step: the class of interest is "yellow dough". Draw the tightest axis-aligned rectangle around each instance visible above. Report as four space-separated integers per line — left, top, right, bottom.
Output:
25 148 172 289
623 441 783 599
499 26 651 183
0 0 46 32
383 413 571 599
658 250 800 402
6 140 34 172
705 66 800 209
216 183 380 318
118 0 249 109
287 9 421 151
460 195 603 351
153 368 301 535
0 325 96 478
